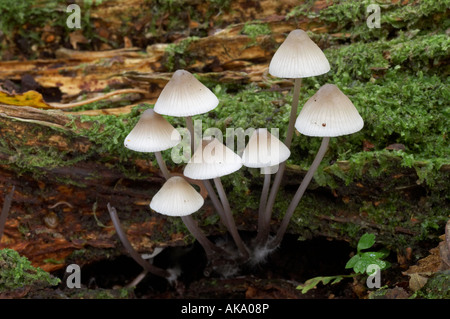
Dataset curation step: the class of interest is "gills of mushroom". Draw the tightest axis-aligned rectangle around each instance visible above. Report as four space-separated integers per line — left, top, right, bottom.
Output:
269 84 364 249
241 128 290 247
183 137 249 261
263 29 331 242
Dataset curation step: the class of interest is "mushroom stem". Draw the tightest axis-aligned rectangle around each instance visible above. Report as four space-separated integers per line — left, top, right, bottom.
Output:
285 78 302 149
154 151 171 180
181 214 224 260
213 177 250 260
257 173 271 239
256 78 302 245
269 136 330 249
126 270 148 288
107 203 170 278
202 179 229 231
185 116 195 155
0 185 15 242
183 118 230 248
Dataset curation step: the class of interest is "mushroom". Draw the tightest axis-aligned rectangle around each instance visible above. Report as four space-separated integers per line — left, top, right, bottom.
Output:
150 176 224 261
241 128 290 246
124 108 181 180
154 69 219 153
153 69 225 231
269 29 330 148
262 29 331 244
115 108 181 281
183 137 249 260
269 84 364 249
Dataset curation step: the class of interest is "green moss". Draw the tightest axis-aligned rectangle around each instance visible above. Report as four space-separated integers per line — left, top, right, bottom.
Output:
163 36 201 71
0 248 60 292
241 22 271 40
413 271 450 299
288 0 450 41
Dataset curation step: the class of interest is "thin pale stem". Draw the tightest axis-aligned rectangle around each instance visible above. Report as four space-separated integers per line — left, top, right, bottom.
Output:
213 177 249 260
202 179 228 230
154 151 171 180
185 116 195 155
257 173 271 239
285 78 302 149
255 78 302 245
181 215 224 260
107 203 170 278
0 186 15 241
126 270 148 288
269 137 330 249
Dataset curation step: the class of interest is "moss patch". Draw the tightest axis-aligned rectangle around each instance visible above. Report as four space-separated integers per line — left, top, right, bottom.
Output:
0 248 60 292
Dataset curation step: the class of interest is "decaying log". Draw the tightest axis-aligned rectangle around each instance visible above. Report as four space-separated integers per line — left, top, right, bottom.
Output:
0 0 448 276
1 102 448 272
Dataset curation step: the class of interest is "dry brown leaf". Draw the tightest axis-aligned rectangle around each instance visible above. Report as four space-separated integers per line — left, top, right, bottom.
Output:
69 30 89 50
408 273 429 292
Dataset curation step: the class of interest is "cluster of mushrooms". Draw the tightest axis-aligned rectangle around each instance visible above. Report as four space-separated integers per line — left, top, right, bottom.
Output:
107 29 364 283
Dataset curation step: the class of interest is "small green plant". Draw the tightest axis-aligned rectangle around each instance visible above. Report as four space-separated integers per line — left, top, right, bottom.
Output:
0 248 60 292
297 233 391 294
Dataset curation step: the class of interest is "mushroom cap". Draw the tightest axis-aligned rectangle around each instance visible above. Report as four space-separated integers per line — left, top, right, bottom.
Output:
183 137 242 180
124 108 181 152
149 176 204 216
154 69 219 117
295 84 364 137
241 128 291 168
269 29 330 79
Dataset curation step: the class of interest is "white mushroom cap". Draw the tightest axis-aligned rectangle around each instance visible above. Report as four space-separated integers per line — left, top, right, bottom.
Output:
269 29 330 79
124 108 181 152
183 137 242 180
295 84 364 137
150 176 204 216
241 128 291 168
154 69 219 117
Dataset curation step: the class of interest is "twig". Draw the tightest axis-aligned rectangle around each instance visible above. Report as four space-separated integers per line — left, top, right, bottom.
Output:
48 201 74 209
0 186 15 241
49 89 149 109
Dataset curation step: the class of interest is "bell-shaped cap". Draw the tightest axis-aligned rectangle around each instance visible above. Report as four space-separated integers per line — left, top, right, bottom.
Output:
241 128 290 168
154 69 219 117
124 108 181 152
183 137 242 180
269 29 330 79
295 84 364 137
150 176 204 216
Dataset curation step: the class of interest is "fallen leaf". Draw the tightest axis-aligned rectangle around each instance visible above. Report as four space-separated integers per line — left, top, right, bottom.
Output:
408 273 428 292
0 90 54 109
69 30 89 50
